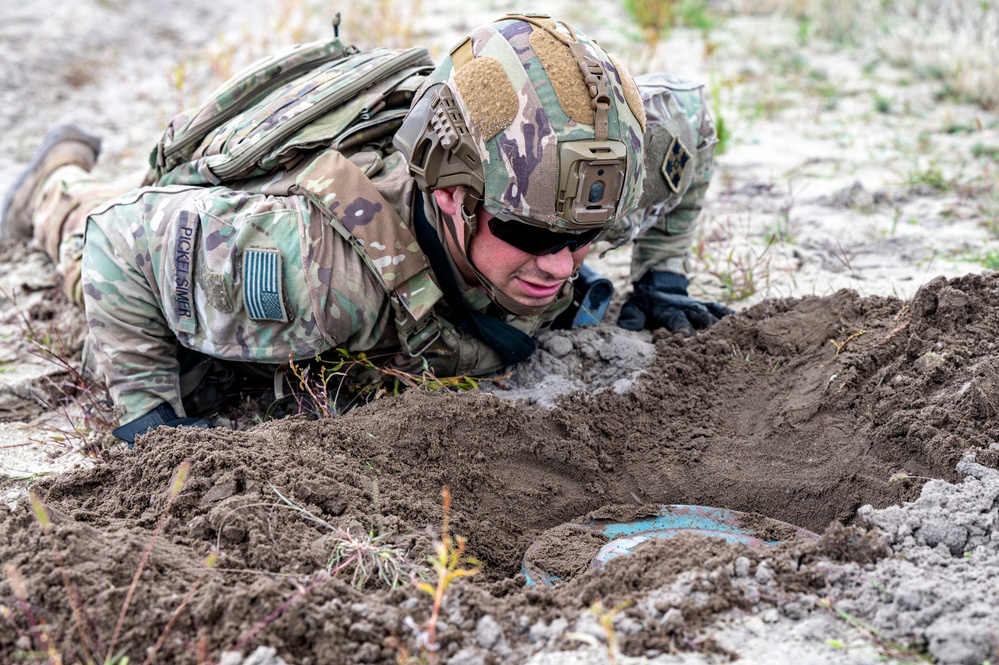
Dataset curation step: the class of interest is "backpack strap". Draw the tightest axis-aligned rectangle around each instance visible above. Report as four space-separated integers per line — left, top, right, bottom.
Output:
289 149 445 355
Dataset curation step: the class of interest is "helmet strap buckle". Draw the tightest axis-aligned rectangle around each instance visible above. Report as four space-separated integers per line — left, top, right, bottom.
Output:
570 43 610 141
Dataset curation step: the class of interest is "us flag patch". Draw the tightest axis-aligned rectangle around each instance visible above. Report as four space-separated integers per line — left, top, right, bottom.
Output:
243 248 288 322
662 136 692 194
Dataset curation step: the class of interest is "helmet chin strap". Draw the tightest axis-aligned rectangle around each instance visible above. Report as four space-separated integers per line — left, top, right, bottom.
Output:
439 202 569 318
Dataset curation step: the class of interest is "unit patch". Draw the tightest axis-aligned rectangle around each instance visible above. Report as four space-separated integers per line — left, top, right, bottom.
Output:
243 248 288 322
661 136 692 194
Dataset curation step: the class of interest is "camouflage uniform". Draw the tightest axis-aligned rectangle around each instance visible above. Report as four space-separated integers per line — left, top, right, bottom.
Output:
37 147 565 424
606 72 718 282
27 19 709 428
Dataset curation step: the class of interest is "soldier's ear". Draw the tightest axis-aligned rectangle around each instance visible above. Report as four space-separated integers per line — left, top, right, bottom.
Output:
433 186 461 217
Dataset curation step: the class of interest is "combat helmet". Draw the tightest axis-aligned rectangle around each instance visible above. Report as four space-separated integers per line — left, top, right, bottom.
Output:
394 13 647 315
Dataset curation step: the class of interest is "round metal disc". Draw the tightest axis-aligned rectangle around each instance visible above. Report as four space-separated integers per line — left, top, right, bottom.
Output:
522 504 818 588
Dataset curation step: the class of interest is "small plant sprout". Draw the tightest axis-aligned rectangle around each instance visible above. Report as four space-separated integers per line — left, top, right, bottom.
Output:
404 486 481 661
288 349 495 419
219 485 422 659
270 484 420 589
591 599 634 665
819 596 932 662
889 471 935 483
829 330 865 355
566 599 634 665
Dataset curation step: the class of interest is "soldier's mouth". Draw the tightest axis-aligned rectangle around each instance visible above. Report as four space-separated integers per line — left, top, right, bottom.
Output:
515 278 563 299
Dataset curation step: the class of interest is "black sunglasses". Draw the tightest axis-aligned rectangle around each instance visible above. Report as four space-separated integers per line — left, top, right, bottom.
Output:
487 217 601 256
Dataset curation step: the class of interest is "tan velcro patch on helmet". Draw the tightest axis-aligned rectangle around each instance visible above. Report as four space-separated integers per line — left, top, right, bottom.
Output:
529 28 594 125
453 57 519 141
609 55 646 133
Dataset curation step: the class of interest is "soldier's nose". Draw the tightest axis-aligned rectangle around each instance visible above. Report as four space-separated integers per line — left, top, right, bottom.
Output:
534 246 576 280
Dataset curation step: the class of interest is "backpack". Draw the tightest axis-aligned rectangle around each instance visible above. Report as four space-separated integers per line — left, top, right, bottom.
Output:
142 27 449 361
145 33 434 187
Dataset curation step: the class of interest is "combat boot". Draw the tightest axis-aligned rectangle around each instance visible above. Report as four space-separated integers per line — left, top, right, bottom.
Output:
1 125 102 241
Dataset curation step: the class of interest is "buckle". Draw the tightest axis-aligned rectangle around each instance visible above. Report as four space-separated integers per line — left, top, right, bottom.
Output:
578 58 611 111
400 315 444 357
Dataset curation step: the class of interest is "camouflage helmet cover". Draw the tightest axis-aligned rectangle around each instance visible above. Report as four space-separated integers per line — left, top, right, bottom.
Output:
394 14 647 235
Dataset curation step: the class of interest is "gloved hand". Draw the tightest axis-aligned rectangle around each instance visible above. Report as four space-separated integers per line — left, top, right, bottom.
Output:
112 402 212 447
617 271 734 336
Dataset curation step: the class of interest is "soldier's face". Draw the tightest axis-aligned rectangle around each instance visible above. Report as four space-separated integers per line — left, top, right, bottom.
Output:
467 207 589 307
435 187 590 308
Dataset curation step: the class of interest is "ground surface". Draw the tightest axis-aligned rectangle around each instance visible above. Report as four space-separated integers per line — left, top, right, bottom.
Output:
1 1 999 664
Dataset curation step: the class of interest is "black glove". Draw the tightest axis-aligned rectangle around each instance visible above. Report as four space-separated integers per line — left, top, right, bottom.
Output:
112 402 212 447
617 271 734 336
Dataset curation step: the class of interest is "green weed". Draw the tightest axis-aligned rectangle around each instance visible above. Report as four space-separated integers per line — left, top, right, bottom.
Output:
977 249 999 271
270 484 421 589
709 79 731 155
905 160 949 192
972 143 999 160
820 596 932 662
399 486 480 663
287 349 494 419
796 15 813 46
691 212 778 303
674 0 718 30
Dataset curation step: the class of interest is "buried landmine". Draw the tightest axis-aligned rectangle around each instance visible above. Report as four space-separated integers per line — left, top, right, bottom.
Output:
2 272 998 663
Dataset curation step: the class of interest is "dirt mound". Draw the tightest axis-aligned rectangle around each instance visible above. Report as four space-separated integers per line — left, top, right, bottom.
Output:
3 273 998 663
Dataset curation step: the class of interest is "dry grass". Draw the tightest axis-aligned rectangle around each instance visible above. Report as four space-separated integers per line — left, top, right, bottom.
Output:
728 0 999 111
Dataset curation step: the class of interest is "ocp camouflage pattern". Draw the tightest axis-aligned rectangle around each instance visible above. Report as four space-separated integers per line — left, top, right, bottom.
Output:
69 144 561 423
439 18 647 228
150 38 353 177
607 72 719 281
30 33 702 425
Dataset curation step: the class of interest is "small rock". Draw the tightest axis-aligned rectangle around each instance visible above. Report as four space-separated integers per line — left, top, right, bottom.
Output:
617 616 642 635
661 608 684 631
612 378 633 395
475 615 503 649
543 335 574 358
755 561 774 583
447 647 487 665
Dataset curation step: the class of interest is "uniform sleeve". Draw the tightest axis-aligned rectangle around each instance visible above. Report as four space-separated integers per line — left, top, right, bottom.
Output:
81 182 391 426
82 208 184 424
629 84 718 282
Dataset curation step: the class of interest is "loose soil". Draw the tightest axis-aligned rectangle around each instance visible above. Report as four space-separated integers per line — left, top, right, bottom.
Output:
3 272 999 663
